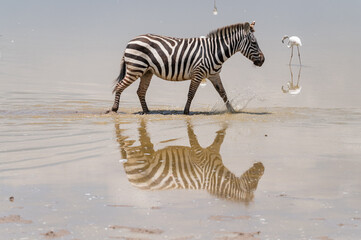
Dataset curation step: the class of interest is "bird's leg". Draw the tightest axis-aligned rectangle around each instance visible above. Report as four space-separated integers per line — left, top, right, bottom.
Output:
296 65 302 87
289 64 294 87
289 46 294 65
297 45 302 66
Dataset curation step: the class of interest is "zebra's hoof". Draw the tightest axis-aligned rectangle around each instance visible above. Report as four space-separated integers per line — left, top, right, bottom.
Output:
141 109 150 115
105 109 117 114
227 107 236 114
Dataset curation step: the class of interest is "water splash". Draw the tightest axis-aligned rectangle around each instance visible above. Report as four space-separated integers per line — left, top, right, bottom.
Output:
209 89 263 113
119 159 128 163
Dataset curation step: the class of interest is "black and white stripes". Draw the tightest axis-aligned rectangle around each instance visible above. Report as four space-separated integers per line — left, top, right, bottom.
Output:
108 21 264 114
115 120 265 202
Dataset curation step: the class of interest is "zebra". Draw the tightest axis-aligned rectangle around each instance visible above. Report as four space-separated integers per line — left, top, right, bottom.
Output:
108 21 265 114
115 119 265 202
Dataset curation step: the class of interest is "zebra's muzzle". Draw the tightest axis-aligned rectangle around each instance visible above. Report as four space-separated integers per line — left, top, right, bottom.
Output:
253 53 265 67
253 59 264 67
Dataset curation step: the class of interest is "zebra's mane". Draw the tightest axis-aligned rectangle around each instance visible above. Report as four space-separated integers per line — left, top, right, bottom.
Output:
206 23 245 38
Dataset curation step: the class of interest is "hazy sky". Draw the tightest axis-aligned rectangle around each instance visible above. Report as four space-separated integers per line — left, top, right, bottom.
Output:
1 0 361 108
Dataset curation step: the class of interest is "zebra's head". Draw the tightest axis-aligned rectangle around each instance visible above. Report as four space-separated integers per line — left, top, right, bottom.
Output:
240 21 265 67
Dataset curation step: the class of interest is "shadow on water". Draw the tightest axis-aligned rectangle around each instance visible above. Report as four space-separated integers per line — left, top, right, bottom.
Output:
114 119 265 202
133 110 271 116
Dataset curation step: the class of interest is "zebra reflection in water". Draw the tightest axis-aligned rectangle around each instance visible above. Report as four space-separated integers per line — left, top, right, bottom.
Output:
115 120 264 202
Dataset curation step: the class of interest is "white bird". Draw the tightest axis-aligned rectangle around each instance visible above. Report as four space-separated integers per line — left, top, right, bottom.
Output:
213 0 218 15
282 35 302 65
282 65 302 95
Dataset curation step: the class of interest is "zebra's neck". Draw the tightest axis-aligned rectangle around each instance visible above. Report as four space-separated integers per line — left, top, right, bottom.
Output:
206 30 243 67
207 162 264 201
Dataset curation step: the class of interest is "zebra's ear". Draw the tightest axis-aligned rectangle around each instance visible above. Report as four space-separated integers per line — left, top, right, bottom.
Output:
243 22 250 34
250 21 255 32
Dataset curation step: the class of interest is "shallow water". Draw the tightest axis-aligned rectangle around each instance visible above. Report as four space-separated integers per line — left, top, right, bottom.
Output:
1 1 361 240
1 107 361 239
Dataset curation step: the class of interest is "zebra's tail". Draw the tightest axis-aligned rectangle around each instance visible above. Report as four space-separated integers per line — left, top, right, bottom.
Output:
112 57 126 94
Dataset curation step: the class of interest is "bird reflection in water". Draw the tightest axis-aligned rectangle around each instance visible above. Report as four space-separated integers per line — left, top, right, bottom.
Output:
115 119 264 202
282 65 302 95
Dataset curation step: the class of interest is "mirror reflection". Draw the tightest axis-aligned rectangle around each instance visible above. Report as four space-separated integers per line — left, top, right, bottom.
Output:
115 119 264 202
282 65 302 95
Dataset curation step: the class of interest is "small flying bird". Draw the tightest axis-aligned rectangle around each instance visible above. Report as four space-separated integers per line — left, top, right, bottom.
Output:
282 35 302 65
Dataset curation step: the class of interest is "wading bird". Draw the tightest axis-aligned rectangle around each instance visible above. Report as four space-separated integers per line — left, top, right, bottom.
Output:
282 65 302 95
282 35 302 65
213 0 218 15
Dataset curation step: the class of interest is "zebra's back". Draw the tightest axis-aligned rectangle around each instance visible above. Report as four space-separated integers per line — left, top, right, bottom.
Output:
124 34 204 81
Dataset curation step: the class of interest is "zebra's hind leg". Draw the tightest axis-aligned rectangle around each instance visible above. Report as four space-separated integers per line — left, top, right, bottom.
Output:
137 70 153 114
109 91 121 113
184 77 203 115
110 72 141 113
138 118 155 155
208 74 235 113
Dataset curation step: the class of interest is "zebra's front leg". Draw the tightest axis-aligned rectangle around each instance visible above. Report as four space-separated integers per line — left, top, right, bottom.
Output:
208 74 235 113
137 71 153 114
208 125 227 153
184 77 202 115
